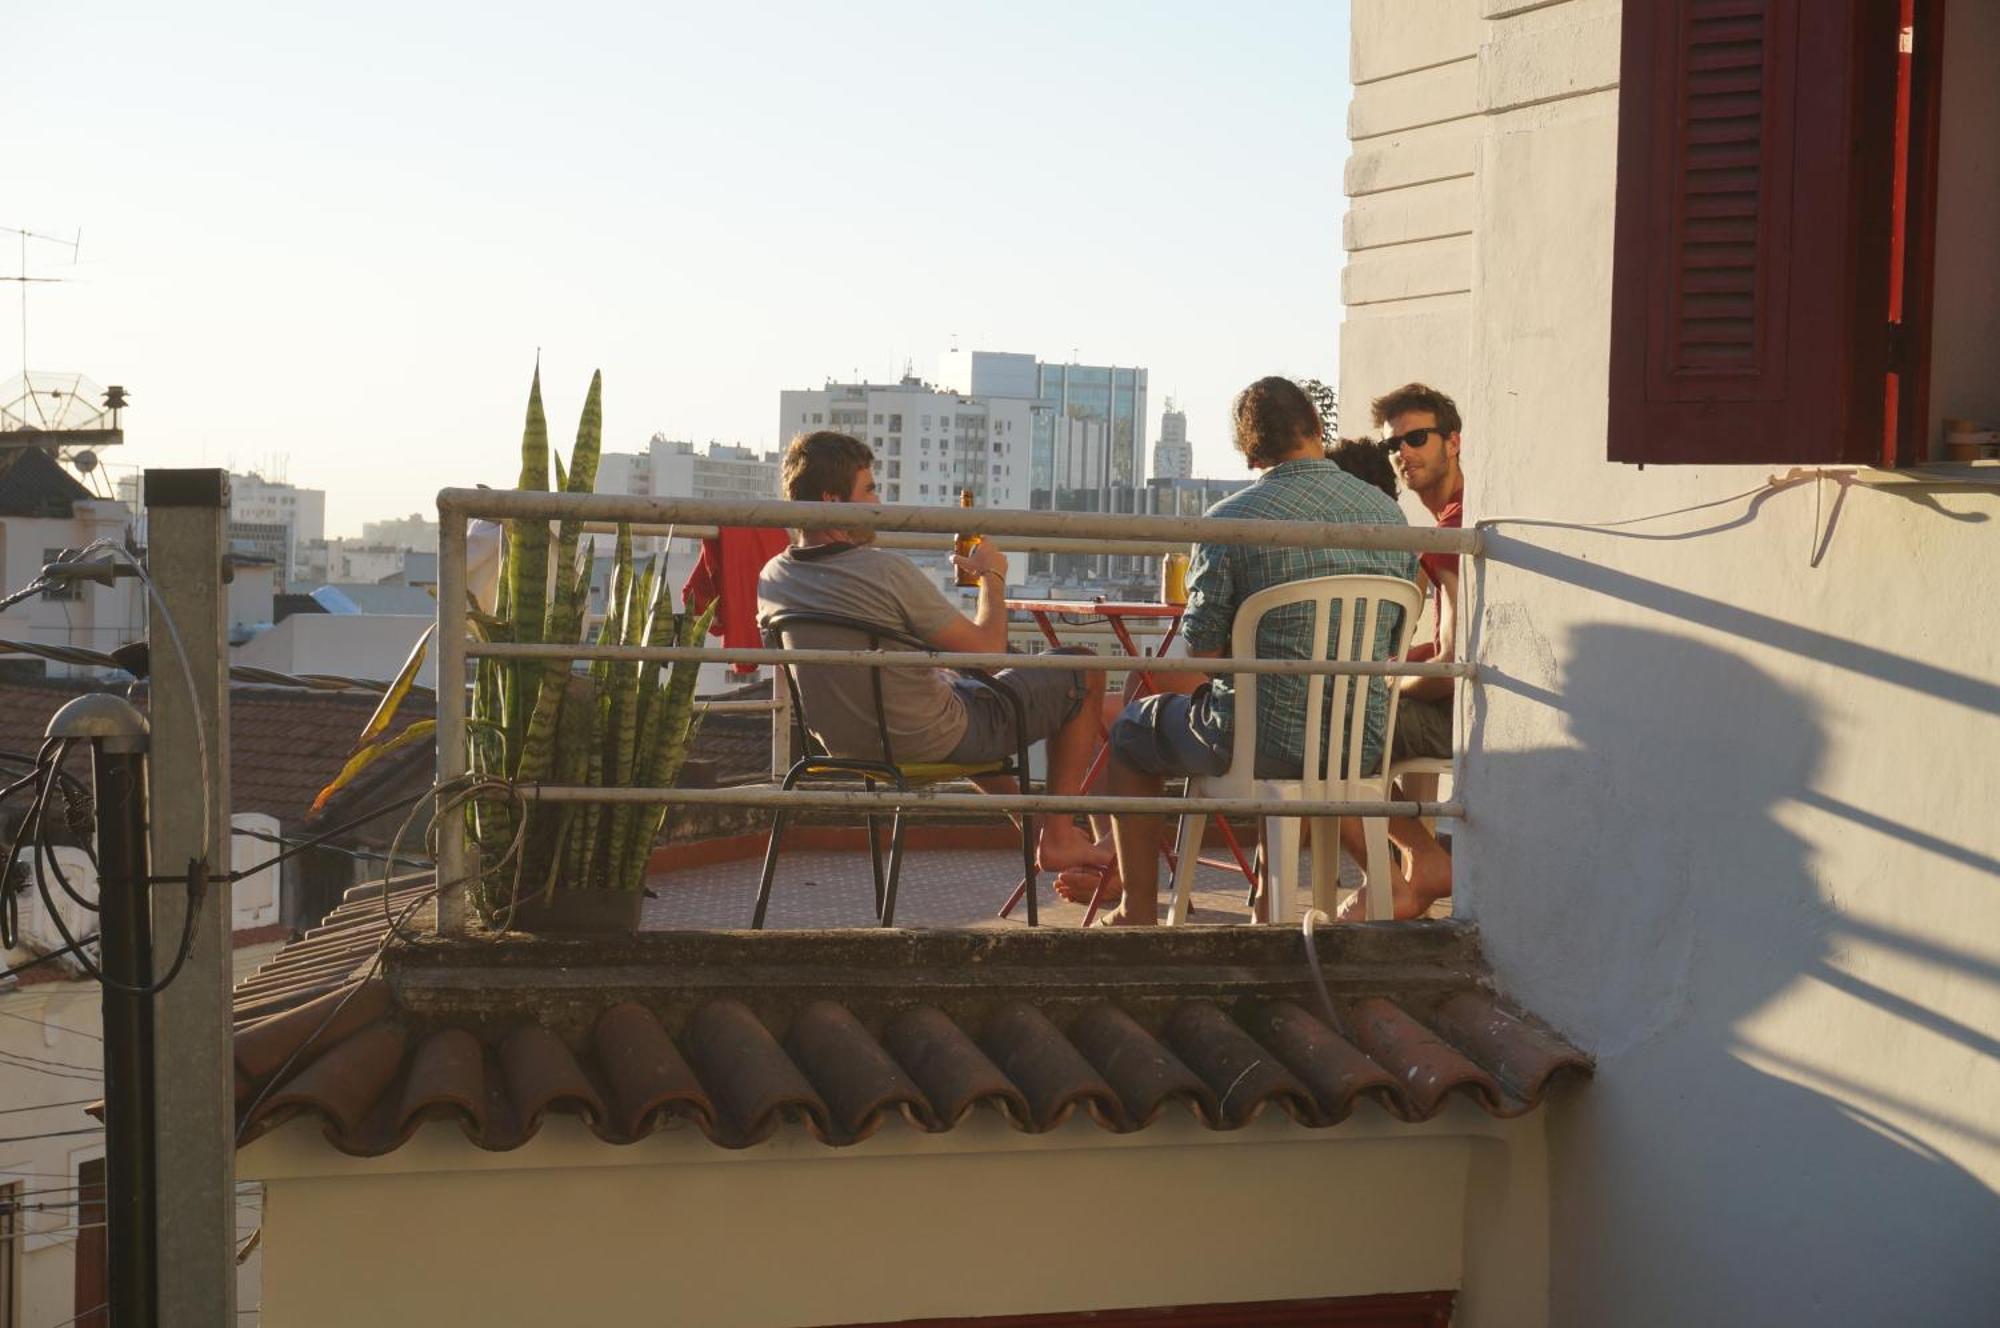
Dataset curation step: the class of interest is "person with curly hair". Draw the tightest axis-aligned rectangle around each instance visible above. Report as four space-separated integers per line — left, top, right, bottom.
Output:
1326 436 1400 502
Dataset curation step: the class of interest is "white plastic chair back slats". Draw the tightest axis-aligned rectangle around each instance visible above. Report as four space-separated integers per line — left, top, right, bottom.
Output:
1166 573 1423 926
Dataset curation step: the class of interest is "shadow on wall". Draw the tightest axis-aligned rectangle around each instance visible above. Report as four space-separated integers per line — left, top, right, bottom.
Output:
1478 622 1999 1324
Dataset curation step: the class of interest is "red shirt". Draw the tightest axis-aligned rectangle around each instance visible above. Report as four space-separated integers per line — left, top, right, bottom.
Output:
1414 496 1462 656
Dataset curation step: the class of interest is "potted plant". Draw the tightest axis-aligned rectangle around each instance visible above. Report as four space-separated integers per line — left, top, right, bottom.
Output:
314 366 713 931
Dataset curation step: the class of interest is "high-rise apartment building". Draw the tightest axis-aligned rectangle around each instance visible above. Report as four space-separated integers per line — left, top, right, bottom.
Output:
939 350 1150 508
1153 400 1193 481
937 350 1149 581
777 377 1032 511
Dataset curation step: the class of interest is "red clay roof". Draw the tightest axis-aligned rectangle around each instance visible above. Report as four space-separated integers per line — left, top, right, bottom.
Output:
0 679 430 828
232 883 1590 1155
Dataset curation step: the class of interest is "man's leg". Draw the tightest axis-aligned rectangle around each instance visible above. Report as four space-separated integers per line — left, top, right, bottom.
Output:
1100 753 1166 925
1034 661 1112 871
1336 815 1452 919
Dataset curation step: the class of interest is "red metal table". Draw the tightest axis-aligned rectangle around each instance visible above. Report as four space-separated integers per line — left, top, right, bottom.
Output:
996 599 1260 921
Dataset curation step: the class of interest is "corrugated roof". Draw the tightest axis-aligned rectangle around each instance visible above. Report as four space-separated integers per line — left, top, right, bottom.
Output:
231 886 1590 1156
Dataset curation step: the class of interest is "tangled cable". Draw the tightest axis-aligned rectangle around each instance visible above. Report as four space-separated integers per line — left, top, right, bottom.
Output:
0 737 203 996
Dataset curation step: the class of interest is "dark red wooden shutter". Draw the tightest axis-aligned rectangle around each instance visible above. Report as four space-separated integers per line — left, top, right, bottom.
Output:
1610 0 1902 465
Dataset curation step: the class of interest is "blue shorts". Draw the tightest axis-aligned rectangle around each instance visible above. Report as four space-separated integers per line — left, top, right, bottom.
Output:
1107 687 1302 781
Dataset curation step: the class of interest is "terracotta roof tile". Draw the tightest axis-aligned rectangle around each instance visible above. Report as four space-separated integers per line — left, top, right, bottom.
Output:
229 899 1591 1156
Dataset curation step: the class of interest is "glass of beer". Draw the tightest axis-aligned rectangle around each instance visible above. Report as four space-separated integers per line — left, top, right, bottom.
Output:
1161 551 1190 605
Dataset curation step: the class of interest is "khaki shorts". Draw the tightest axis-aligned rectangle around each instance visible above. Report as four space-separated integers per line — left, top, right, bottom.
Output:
1392 695 1453 760
942 647 1091 764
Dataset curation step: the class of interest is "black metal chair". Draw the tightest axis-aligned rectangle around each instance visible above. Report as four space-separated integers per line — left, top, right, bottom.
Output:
751 609 1040 928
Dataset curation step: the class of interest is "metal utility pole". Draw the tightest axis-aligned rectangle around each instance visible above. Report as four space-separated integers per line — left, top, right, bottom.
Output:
141 469 237 1325
47 693 157 1328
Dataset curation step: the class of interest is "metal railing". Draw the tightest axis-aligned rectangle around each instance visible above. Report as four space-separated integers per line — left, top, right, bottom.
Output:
434 490 1482 933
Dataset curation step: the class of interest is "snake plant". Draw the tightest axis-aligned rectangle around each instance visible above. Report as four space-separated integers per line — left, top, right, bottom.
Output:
316 366 713 922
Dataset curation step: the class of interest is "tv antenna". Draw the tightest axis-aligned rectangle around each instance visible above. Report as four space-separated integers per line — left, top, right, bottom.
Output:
2 225 82 392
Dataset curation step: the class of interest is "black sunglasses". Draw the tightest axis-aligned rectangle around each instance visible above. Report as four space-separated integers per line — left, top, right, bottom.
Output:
1386 427 1444 451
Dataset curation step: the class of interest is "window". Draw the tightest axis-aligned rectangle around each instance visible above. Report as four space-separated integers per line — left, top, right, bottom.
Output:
888 414 903 432
1609 0 1941 466
41 549 81 601
813 413 824 424
873 413 883 424
73 1156 106 1327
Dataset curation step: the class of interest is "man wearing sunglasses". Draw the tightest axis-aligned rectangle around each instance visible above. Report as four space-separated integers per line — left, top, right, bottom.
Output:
1368 382 1466 915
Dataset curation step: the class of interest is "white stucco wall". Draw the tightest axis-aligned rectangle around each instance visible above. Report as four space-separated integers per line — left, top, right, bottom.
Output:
0 501 142 677
1346 2 2000 1323
1339 0 1483 438
242 1105 1550 1328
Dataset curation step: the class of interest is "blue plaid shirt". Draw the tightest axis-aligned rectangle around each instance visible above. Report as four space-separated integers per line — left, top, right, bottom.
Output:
1179 458 1418 774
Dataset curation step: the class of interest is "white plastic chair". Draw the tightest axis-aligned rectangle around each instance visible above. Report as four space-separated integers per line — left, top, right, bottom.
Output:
1164 574 1423 925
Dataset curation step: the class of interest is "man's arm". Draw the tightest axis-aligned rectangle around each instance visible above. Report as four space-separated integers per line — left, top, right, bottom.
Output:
1401 562 1457 701
924 541 1011 655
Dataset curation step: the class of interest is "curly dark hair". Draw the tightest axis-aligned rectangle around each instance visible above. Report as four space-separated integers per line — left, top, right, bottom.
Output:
1231 376 1322 467
1369 382 1462 437
1326 437 1399 502
781 431 874 503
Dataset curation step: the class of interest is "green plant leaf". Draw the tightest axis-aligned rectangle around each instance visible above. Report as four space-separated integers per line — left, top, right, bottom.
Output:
351 624 435 755
311 719 437 817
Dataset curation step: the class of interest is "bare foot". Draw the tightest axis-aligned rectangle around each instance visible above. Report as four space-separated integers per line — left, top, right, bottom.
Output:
1396 839 1453 919
1091 903 1155 927
1037 830 1115 874
1053 864 1121 905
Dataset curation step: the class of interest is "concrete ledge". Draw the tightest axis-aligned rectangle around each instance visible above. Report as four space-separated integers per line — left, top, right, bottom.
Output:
1478 0 1621 116
1343 235 1474 307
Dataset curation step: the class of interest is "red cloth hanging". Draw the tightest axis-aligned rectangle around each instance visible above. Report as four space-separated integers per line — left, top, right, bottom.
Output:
682 527 790 674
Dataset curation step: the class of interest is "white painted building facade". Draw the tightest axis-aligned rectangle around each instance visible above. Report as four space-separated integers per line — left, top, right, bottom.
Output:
1343 2 2000 1323
0 493 140 679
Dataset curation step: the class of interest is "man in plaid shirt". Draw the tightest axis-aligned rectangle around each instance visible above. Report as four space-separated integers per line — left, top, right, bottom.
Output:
1089 377 1417 925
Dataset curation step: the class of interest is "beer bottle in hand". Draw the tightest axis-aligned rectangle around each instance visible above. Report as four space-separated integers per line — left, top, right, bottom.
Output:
953 488 983 587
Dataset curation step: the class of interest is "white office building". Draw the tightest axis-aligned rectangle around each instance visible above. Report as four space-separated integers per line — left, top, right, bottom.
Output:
118 470 326 582
777 377 1032 511
597 436 781 506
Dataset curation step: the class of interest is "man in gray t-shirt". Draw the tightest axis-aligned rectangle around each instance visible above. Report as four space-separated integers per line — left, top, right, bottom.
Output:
757 431 1114 875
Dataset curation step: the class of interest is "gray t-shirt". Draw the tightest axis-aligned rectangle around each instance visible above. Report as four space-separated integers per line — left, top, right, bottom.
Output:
756 543 969 762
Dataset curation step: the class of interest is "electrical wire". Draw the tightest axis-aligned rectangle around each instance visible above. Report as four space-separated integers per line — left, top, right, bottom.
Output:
232 775 527 1146
0 1009 102 1041
74 539 212 865
0 1047 100 1078
0 935 98 983
229 826 430 872
222 791 428 883
0 1127 100 1146
9 741 201 998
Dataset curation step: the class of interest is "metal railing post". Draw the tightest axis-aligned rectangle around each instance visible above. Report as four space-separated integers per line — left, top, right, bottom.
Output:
140 468 237 1326
434 504 470 934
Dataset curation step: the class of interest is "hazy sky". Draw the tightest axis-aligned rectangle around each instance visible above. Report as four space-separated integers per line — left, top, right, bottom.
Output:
7 1 1351 533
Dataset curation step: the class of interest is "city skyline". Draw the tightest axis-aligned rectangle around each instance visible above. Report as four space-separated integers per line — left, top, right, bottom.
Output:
6 1 1352 531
